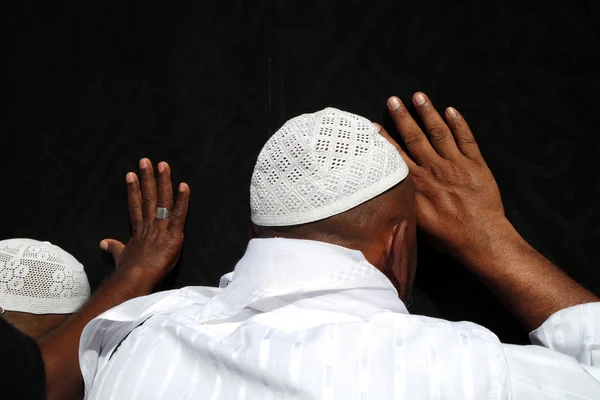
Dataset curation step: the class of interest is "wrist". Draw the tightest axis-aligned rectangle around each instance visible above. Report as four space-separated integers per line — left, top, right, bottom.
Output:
453 217 522 271
109 266 159 296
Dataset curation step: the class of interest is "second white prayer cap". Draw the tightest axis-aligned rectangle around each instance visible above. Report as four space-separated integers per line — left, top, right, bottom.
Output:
250 107 409 226
0 238 91 314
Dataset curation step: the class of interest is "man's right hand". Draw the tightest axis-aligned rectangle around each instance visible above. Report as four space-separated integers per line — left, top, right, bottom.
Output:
100 158 190 288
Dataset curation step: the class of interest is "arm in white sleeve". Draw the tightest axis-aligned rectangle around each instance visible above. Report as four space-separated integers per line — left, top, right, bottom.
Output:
530 302 600 366
501 303 600 399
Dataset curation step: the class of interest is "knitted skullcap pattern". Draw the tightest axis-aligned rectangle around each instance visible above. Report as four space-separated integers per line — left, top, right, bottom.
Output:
251 107 409 226
0 238 91 314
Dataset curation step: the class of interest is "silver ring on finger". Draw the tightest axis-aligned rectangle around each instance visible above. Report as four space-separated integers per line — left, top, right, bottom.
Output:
155 207 171 219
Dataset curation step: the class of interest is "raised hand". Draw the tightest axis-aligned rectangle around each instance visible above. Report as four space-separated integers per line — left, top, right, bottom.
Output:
41 158 190 400
380 93 506 259
100 158 190 286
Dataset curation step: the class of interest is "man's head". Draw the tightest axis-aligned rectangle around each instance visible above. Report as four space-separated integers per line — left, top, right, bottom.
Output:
250 108 416 299
0 239 91 338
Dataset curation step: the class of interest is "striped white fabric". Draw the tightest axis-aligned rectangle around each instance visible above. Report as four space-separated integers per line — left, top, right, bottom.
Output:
80 238 600 399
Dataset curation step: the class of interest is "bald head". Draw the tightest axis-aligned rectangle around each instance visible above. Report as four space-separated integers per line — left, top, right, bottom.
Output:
253 175 417 298
254 177 413 251
250 108 416 298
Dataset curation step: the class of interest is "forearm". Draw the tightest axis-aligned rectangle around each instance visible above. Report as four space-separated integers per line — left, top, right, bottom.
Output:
383 93 599 333
39 268 156 400
457 218 599 331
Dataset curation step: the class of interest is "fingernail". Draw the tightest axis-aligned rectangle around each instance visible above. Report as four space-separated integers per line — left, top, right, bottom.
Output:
372 123 381 133
99 240 108 251
414 93 426 106
447 107 458 118
126 172 135 183
387 96 401 110
179 183 186 192
158 162 165 173
139 159 148 169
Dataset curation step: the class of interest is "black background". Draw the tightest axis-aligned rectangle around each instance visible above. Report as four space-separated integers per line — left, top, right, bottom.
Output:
2 0 600 344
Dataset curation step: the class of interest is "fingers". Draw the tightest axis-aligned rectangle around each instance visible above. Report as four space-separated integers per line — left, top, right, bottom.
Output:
168 182 190 233
99 239 126 260
445 107 483 160
412 92 462 160
373 123 418 171
139 158 158 220
156 162 174 212
387 96 439 165
126 172 143 232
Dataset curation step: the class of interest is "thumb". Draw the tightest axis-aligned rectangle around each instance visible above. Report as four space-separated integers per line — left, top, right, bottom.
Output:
100 239 126 260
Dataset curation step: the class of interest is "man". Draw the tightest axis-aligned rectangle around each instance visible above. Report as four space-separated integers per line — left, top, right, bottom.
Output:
0 159 191 400
0 238 91 339
80 94 600 399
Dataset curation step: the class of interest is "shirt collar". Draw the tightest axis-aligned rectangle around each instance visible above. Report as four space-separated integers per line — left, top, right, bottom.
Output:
198 238 407 322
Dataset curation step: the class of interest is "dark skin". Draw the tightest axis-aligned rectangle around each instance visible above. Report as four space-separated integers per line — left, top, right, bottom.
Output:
38 158 190 400
253 168 417 301
1 311 69 340
383 92 599 331
40 95 597 396
255 91 599 331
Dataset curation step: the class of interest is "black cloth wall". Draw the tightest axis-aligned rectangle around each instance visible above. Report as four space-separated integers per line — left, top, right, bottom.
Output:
2 1 600 344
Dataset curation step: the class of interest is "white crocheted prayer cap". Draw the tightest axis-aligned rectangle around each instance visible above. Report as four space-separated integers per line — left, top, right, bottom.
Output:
251 107 409 226
0 239 90 314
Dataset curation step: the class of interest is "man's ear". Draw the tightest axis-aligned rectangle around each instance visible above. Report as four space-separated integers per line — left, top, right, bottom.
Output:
385 220 408 266
382 220 409 296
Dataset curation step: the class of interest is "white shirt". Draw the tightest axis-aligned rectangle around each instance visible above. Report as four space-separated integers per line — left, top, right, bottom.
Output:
80 238 600 399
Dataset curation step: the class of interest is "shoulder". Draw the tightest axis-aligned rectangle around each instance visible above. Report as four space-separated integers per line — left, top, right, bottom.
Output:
95 285 221 322
245 305 501 342
227 308 510 398
80 285 221 392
